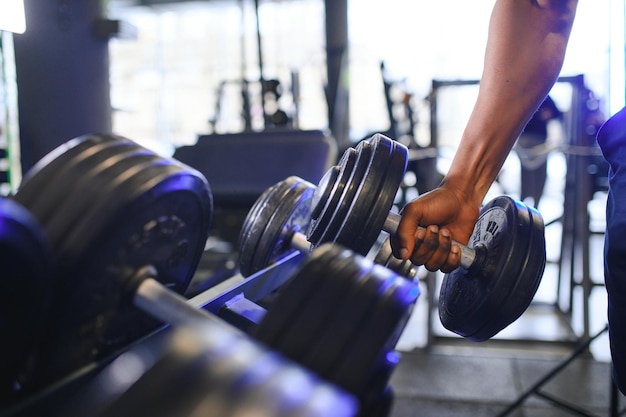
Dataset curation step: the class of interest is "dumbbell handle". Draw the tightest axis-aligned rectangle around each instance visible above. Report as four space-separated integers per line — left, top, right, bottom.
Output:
291 230 313 253
132 268 239 335
383 212 476 269
134 277 217 328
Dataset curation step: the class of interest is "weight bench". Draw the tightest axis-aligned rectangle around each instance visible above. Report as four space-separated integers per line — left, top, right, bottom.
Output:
173 129 337 245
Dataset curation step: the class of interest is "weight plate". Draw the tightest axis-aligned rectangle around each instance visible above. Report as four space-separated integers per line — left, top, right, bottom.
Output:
18 135 213 387
0 198 55 396
270 248 360 364
331 263 419 395
354 138 407 247
300 251 385 382
14 134 133 210
471 204 546 340
310 166 338 221
238 176 315 277
307 148 358 244
438 196 545 341
23 139 143 227
336 135 408 255
252 244 341 347
310 142 371 250
45 150 157 248
373 236 418 280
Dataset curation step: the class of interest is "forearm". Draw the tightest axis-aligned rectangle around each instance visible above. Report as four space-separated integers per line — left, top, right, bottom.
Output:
443 0 578 206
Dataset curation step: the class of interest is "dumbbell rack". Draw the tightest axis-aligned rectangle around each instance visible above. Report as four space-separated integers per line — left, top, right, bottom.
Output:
0 251 306 417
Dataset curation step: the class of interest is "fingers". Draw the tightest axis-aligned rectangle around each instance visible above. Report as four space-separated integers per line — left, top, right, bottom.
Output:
406 226 463 272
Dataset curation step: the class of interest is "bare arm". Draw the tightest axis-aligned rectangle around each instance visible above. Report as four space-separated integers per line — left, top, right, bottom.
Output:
392 0 578 270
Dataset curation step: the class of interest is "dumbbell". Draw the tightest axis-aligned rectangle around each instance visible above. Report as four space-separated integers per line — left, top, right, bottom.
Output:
307 133 546 341
9 134 214 388
97 325 358 417
250 243 419 415
237 175 416 280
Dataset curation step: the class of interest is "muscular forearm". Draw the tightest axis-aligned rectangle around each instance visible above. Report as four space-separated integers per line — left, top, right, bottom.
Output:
443 0 578 207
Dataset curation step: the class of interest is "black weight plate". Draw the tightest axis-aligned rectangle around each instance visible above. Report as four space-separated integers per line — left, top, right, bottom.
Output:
45 149 157 248
238 177 298 276
312 142 372 251
331 264 419 395
299 253 384 381
438 196 540 341
336 135 408 255
14 134 132 209
23 140 143 227
0 198 55 394
471 204 546 340
308 148 358 244
270 248 360 364
253 244 341 347
238 176 315 277
352 138 407 250
97 326 256 417
310 166 338 220
23 139 213 386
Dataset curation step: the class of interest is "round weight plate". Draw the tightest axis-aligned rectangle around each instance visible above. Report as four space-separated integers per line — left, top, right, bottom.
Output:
471 204 546 340
438 197 545 341
14 134 133 210
44 149 156 248
335 135 408 255
331 263 419 395
308 148 358 244
238 176 315 277
0 199 55 395
299 251 386 381
18 135 213 386
252 244 341 347
23 139 143 227
270 248 360 364
310 142 371 251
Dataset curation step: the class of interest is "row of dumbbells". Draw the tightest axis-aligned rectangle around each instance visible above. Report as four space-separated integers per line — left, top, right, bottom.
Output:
0 133 421 417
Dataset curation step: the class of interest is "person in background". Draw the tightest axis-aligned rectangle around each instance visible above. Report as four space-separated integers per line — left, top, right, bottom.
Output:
515 95 562 207
391 0 626 395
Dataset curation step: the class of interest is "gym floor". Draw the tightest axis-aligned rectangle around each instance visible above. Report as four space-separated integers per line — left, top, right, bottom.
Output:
387 152 626 417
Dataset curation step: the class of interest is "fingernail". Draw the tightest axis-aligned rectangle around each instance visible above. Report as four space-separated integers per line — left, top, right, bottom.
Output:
441 229 451 238
400 248 409 259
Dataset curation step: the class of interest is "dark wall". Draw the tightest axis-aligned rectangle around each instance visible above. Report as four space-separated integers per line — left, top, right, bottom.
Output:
13 0 112 174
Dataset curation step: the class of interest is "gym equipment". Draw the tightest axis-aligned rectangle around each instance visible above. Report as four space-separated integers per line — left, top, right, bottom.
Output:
238 176 314 277
305 133 546 341
12 133 214 387
307 134 407 256
0 198 55 394
238 175 416 280
438 196 546 341
253 243 419 414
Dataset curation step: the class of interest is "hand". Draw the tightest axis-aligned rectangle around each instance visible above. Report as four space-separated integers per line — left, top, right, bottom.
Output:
390 187 480 273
